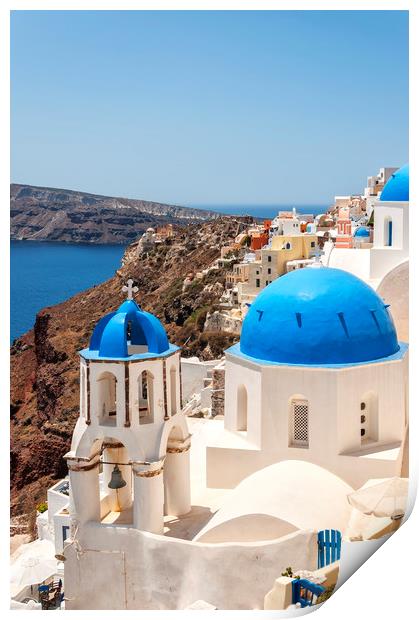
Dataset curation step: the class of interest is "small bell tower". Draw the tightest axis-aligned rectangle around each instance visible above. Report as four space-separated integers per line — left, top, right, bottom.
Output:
66 280 191 535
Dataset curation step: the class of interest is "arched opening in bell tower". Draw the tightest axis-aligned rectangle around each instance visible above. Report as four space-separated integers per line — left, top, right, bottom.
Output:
96 372 117 426
138 370 154 424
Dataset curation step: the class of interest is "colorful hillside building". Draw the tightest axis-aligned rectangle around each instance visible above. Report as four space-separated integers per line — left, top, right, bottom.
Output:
335 206 353 248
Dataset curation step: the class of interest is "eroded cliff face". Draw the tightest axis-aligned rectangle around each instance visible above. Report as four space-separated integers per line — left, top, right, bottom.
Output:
10 218 246 519
10 184 217 244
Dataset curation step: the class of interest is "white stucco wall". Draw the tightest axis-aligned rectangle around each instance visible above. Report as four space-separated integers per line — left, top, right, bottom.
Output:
64 524 317 610
326 247 373 284
207 350 408 490
181 357 217 405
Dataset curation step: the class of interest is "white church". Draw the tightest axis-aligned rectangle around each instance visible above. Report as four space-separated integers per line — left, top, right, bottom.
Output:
30 166 409 610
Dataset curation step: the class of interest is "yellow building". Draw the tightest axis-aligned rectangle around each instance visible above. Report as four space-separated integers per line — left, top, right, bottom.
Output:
238 234 318 304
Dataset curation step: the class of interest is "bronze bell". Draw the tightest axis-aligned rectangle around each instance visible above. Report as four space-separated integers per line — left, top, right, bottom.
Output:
108 464 127 489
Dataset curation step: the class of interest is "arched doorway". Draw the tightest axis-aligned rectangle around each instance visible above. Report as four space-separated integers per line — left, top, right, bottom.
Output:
163 425 191 517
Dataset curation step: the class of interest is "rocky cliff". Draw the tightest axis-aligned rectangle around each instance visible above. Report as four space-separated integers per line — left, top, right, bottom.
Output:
10 184 217 244
10 217 249 520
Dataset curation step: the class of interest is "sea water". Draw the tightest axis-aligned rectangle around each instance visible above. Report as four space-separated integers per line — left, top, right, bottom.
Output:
197 205 328 219
10 242 125 342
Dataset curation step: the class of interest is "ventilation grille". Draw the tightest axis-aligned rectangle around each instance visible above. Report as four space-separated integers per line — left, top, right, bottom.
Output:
292 401 309 445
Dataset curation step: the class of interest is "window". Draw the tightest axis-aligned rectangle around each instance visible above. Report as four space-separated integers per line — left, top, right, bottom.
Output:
268 255 272 263
285 242 291 250
385 218 393 247
311 241 316 248
360 393 378 444
237 385 247 431
289 398 309 447
265 280 269 286
256 279 260 287
268 268 271 274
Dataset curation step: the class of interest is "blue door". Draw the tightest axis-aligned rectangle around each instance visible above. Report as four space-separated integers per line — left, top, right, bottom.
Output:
317 529 341 569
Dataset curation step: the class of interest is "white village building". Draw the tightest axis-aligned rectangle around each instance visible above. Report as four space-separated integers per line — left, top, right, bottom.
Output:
324 164 409 288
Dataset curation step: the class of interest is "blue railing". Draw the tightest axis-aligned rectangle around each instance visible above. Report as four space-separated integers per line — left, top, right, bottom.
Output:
292 579 326 607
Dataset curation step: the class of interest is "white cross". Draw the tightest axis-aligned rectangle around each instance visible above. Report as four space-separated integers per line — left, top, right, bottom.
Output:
122 278 139 300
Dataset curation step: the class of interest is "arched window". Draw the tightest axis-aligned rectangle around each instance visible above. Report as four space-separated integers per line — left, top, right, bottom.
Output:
170 367 177 416
289 396 309 448
385 217 393 247
237 385 248 431
97 372 117 426
360 392 378 444
139 370 154 424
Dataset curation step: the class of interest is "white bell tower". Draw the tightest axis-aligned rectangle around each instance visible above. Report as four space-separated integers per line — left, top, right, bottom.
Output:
66 280 191 535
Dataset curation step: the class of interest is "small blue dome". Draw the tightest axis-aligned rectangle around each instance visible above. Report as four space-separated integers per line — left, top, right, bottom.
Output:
239 268 399 365
88 299 170 359
380 165 409 201
354 226 370 238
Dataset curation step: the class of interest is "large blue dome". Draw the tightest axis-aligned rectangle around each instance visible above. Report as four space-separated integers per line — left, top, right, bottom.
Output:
239 268 399 365
87 299 170 359
380 165 409 201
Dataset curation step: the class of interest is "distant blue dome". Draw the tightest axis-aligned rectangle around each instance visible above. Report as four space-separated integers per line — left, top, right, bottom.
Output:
380 165 409 201
239 268 399 365
88 299 170 359
354 226 370 238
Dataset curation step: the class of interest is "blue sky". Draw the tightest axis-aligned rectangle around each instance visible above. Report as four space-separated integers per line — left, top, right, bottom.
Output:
11 10 408 206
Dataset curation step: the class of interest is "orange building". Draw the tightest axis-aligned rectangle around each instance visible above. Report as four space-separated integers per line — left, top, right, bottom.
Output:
335 206 353 249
